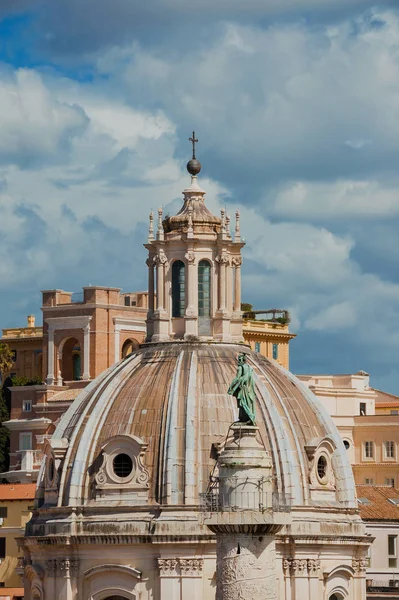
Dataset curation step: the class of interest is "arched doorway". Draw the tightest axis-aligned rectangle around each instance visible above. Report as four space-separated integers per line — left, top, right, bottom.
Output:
104 597 129 600
330 595 344 600
60 337 81 382
121 338 139 359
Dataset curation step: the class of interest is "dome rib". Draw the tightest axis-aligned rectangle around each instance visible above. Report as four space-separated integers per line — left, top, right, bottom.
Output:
47 343 357 510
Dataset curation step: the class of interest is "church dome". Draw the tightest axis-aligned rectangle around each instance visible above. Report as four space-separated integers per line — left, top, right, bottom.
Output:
45 342 356 509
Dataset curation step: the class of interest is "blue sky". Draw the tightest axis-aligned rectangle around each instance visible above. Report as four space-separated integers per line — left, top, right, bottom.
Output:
1 0 399 391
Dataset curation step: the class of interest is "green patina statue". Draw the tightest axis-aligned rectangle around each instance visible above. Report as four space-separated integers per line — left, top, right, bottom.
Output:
228 352 256 425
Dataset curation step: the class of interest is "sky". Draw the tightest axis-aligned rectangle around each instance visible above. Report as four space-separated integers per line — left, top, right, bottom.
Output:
0 0 399 391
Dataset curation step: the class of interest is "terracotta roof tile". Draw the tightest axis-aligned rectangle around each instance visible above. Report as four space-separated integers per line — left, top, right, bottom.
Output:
50 388 81 402
371 388 399 405
356 485 399 520
0 483 36 500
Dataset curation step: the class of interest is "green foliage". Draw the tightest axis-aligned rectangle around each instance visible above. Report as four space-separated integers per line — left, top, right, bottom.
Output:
0 389 10 473
241 302 255 319
0 343 14 384
11 375 43 386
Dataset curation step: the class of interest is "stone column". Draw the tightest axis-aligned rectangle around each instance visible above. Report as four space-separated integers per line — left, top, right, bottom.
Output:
184 250 197 338
217 534 277 600
56 349 63 386
156 254 165 311
147 257 155 314
205 425 290 600
152 250 170 342
217 254 227 311
46 327 55 385
82 323 91 381
352 558 367 600
291 559 309 599
180 558 204 600
157 558 180 599
307 559 321 600
232 256 242 314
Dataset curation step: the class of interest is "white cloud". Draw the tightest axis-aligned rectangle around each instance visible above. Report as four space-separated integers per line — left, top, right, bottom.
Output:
0 69 87 166
271 179 399 219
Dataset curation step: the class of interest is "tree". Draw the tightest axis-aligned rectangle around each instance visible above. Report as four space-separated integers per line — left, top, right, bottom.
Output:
0 344 13 472
0 389 9 472
0 343 13 386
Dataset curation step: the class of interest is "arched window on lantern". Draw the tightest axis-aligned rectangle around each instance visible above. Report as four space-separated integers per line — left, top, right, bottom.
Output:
172 260 186 317
198 260 211 317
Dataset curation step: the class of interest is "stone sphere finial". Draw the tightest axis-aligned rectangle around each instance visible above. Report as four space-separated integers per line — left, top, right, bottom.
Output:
187 131 201 175
187 158 202 175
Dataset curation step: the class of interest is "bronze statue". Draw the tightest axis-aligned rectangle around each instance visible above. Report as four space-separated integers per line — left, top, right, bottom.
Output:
228 353 256 425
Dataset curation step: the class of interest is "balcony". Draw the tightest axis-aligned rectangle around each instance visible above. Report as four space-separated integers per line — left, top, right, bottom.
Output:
2 450 43 483
367 579 399 597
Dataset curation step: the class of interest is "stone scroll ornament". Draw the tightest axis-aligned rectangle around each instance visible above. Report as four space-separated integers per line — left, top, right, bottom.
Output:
227 352 256 425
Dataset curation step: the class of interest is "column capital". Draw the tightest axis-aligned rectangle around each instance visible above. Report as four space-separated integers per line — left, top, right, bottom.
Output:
157 558 179 577
179 558 204 577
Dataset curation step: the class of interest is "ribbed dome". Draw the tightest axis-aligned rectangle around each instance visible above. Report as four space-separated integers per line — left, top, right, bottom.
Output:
51 342 355 509
163 197 221 234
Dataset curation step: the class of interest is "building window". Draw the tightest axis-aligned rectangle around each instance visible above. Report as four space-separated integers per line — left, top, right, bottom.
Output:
11 350 17 362
359 402 366 416
385 441 395 459
272 343 278 360
388 535 397 568
343 440 350 450
385 477 395 487
113 453 133 479
172 260 186 318
364 441 374 459
255 342 260 353
198 260 211 317
22 400 32 412
0 538 5 559
0 508 7 519
365 478 374 484
19 433 32 451
391 410 399 415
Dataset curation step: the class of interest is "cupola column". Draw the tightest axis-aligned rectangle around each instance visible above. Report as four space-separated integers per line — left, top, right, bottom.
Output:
184 250 198 338
233 256 242 314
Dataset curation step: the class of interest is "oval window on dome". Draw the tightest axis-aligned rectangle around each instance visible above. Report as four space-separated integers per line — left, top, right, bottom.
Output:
113 453 133 479
317 455 328 483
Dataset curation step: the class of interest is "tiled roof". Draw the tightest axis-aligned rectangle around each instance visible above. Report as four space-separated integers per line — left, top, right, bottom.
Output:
0 483 36 500
0 589 24 600
356 485 399 520
50 388 81 402
372 388 399 405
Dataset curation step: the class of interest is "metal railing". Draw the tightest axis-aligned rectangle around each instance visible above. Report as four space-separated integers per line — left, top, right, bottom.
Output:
199 490 291 513
367 579 399 591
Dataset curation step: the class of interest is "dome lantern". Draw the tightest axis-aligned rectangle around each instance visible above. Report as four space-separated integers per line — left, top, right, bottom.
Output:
145 132 245 343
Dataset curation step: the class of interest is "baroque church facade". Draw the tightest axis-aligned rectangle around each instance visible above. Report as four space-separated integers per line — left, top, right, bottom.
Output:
21 144 370 600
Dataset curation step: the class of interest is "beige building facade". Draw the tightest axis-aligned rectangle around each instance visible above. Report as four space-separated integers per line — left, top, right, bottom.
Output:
299 372 399 487
0 484 35 590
